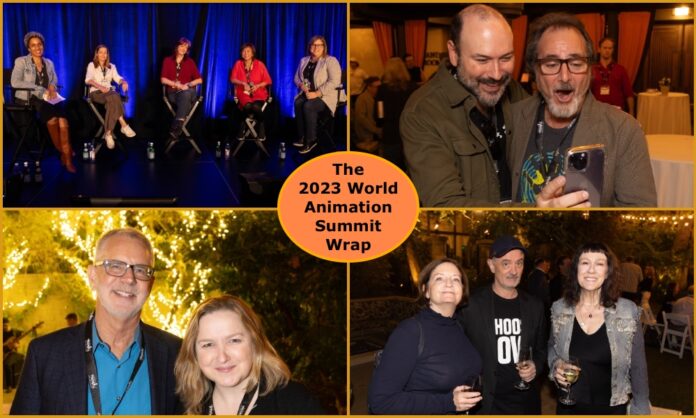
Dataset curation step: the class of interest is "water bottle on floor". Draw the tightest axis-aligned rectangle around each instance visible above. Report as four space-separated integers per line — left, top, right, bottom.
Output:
147 142 156 160
34 161 43 183
22 161 31 183
215 141 222 159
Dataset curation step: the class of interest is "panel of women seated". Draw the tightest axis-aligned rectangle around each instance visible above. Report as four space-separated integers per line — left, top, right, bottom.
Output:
9 32 344 162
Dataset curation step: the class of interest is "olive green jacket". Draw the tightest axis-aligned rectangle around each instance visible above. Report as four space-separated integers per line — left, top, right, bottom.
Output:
400 62 528 207
508 94 657 207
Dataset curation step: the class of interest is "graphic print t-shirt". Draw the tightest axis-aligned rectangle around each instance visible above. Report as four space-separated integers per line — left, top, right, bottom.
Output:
517 123 577 203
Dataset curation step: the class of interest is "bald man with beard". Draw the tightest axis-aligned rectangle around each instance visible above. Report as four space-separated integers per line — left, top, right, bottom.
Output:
400 4 528 207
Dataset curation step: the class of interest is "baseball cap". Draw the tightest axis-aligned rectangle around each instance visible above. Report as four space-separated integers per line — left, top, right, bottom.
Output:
490 235 527 258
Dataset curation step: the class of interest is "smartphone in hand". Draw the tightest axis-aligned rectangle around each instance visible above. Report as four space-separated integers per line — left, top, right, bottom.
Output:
564 144 605 207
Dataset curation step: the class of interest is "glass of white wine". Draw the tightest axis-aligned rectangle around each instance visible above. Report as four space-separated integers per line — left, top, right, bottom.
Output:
514 346 532 390
558 356 581 406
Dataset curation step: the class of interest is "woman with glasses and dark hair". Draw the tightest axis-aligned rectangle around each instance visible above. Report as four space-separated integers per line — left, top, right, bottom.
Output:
368 258 483 414
174 295 324 415
160 37 203 140
85 44 136 149
11 31 75 173
548 243 650 415
292 35 342 154
230 43 272 141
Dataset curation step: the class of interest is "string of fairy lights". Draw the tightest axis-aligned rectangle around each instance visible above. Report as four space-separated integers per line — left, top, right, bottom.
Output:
3 210 232 336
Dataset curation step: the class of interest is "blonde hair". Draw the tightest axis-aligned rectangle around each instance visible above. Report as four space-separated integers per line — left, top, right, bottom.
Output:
175 295 291 415
381 57 411 90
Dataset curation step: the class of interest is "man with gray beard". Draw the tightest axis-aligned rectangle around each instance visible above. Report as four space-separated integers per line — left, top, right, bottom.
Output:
508 13 656 207
400 4 528 207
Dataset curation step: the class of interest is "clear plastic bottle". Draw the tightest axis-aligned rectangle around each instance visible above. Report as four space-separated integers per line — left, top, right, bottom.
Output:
34 161 43 183
147 142 156 160
215 141 222 159
22 161 31 183
224 141 231 160
279 142 286 160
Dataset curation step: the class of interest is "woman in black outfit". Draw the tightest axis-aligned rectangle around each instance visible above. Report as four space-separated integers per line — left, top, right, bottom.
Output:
368 258 483 414
174 295 324 415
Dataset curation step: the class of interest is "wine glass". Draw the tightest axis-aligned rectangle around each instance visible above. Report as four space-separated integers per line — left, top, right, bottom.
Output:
558 356 581 406
465 374 482 393
514 346 533 390
460 375 482 415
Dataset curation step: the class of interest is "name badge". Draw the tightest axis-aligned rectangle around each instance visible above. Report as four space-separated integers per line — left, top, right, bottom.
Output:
600 86 610 95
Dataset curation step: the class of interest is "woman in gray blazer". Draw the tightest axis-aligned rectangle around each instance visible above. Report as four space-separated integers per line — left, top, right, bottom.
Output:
292 35 342 155
11 31 75 173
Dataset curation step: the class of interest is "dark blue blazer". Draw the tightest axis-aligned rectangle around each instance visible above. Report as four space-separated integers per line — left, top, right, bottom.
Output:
10 321 182 415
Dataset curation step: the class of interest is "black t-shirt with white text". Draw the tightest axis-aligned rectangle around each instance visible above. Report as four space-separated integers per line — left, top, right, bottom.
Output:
490 293 536 414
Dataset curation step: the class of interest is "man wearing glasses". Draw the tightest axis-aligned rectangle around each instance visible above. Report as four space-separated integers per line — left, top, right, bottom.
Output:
11 228 182 415
508 13 656 207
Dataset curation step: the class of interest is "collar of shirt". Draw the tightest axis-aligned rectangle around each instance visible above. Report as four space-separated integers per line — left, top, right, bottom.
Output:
87 320 152 415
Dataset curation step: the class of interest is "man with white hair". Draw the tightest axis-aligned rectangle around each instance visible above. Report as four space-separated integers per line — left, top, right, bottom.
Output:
11 228 182 415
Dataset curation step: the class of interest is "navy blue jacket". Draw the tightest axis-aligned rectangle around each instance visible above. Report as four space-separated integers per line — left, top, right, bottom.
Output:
369 306 482 414
10 321 182 415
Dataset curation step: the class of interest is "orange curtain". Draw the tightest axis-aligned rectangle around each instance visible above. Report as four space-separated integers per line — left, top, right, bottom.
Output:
405 20 427 67
575 13 605 53
372 21 394 65
511 15 528 81
618 12 651 85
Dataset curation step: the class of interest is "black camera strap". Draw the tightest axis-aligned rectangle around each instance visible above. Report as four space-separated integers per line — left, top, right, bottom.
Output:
533 100 578 184
85 313 146 415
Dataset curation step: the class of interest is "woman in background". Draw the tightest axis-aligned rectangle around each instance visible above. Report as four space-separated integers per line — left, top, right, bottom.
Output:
175 295 323 415
376 57 417 170
368 258 482 414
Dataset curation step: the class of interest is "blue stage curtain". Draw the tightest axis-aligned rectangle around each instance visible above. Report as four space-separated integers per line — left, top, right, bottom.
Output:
3 3 346 122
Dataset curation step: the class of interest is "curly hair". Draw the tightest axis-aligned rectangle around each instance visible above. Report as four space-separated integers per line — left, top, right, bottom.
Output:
174 295 290 415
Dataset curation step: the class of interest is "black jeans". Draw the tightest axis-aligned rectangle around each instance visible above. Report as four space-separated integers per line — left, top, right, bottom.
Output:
238 101 266 138
294 95 328 143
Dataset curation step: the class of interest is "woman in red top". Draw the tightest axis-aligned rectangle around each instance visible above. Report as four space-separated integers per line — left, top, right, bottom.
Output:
230 43 272 141
160 37 203 139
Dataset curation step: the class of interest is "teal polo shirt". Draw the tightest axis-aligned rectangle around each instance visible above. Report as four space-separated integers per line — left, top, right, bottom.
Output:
87 321 152 415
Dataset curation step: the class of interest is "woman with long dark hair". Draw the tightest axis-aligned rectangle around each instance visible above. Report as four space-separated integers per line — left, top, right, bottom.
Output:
548 243 649 414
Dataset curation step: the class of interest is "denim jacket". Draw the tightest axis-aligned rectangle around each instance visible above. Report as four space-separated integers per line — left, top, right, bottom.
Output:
11 54 58 101
548 298 650 414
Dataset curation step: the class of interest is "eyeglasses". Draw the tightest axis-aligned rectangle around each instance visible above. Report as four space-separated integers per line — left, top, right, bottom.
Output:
95 259 154 281
311 43 325 48
536 57 590 75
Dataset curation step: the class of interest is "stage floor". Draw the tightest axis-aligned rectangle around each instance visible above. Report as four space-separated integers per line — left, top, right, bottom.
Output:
4 136 343 207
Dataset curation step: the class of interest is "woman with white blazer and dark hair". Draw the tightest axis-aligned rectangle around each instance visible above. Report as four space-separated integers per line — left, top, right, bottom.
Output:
292 35 342 154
